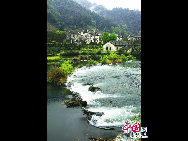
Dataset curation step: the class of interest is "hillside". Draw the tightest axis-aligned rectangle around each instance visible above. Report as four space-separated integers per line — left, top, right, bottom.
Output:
47 22 58 32
47 0 116 31
73 0 141 35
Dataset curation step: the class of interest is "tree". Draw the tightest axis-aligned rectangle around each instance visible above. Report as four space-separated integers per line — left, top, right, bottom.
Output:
56 30 65 34
109 33 117 41
100 32 117 44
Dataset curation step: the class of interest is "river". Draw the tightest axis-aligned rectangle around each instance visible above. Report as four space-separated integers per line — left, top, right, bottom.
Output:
47 60 141 141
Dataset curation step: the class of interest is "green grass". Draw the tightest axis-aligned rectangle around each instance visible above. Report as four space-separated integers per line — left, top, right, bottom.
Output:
47 56 61 61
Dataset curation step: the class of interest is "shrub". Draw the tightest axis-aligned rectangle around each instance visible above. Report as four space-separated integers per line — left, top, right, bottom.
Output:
115 58 123 63
105 59 112 64
99 55 109 64
87 59 98 66
47 67 63 85
127 55 136 61
120 54 128 61
108 52 119 61
59 60 75 77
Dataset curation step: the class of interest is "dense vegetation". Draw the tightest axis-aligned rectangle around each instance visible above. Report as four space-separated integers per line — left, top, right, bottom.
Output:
73 0 141 35
47 0 116 31
47 0 141 35
96 8 141 36
47 41 139 85
47 0 141 86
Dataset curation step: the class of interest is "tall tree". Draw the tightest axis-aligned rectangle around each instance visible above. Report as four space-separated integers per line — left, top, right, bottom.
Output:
100 32 117 44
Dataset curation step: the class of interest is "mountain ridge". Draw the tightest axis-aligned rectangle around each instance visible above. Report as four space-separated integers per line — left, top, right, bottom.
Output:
47 0 141 35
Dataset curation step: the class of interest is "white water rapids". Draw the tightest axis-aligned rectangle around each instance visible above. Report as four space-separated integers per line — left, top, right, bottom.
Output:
66 61 141 128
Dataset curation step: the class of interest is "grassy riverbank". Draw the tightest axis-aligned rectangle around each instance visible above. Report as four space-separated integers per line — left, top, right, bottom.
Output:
47 50 137 86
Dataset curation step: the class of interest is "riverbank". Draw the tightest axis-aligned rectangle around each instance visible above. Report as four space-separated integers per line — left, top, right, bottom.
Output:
47 52 137 87
47 61 140 141
47 84 122 141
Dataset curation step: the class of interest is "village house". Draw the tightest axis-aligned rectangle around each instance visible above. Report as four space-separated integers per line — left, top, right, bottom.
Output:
102 35 141 51
103 41 127 51
64 29 101 45
64 30 141 47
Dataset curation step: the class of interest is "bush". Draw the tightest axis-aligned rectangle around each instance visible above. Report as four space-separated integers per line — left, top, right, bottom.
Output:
60 50 80 57
87 59 98 66
59 60 75 77
99 55 109 64
120 54 136 61
47 67 63 85
127 55 136 61
120 54 128 61
108 52 119 61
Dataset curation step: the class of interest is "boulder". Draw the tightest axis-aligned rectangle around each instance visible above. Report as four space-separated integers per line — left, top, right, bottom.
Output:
64 98 80 108
82 109 104 120
95 112 104 116
80 101 87 107
88 85 101 92
64 98 87 108
83 82 93 86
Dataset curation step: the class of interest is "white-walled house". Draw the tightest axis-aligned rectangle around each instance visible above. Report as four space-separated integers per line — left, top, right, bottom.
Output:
103 41 127 51
103 42 117 51
65 29 102 45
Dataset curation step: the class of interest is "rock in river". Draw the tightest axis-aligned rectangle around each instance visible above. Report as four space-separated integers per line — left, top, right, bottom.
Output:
88 85 101 92
63 98 87 108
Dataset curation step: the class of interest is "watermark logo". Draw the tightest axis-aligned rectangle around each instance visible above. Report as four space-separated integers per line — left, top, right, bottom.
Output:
132 122 140 132
122 121 131 131
122 121 148 139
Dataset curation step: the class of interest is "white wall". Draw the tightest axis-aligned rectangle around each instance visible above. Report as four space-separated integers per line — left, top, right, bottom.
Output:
103 42 117 51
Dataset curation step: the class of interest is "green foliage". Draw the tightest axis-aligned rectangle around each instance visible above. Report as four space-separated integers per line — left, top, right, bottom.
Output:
101 32 117 44
99 53 136 64
102 8 141 35
126 55 136 61
109 33 117 41
59 60 75 77
47 67 63 85
99 55 109 64
47 0 140 35
56 30 65 34
108 52 118 60
131 45 141 59
47 31 66 43
47 0 116 31
87 59 98 66
47 56 61 61
60 50 80 57
130 113 141 123
120 54 128 61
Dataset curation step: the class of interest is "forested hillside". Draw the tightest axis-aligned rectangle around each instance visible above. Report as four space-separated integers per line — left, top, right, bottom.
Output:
99 8 141 36
73 0 141 35
47 0 116 31
47 0 141 35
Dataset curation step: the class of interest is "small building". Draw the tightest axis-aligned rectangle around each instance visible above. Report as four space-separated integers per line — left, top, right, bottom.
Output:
103 42 117 51
103 40 128 51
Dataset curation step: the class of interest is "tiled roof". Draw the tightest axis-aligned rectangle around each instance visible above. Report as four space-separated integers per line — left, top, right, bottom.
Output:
110 41 127 46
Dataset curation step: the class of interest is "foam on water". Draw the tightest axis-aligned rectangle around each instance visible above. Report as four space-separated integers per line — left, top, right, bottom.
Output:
67 82 122 105
88 106 140 127
66 61 141 128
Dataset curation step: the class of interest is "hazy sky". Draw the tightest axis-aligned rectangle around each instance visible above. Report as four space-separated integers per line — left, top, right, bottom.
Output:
87 0 141 11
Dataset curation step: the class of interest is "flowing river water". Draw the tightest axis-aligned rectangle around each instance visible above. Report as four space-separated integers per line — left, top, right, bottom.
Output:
66 61 141 128
47 60 141 141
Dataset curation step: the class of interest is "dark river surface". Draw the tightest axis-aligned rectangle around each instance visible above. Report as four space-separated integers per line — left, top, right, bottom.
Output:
47 84 121 141
47 61 141 141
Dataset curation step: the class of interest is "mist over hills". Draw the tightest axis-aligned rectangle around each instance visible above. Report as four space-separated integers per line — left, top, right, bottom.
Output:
47 0 141 35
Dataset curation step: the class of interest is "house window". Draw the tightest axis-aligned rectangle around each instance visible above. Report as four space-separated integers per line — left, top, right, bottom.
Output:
106 47 108 50
109 47 111 50
117 47 118 50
